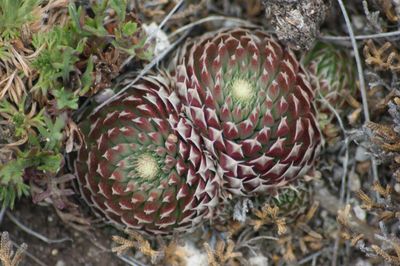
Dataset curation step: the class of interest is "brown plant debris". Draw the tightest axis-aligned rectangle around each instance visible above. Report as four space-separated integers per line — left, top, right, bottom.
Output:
111 229 186 265
371 243 400 264
273 201 323 263
250 204 287 235
0 232 27 266
157 237 187 266
376 0 399 22
365 121 400 152
112 230 160 264
364 40 400 72
338 178 400 264
292 202 323 251
204 237 244 266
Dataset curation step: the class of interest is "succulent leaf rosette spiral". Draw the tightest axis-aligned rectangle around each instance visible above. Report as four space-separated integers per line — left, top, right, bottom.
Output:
303 42 357 111
74 75 220 235
175 28 321 196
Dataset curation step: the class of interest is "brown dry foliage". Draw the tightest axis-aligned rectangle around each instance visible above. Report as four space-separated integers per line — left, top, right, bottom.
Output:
364 40 400 72
112 229 187 265
377 0 399 22
250 204 287 234
204 238 244 266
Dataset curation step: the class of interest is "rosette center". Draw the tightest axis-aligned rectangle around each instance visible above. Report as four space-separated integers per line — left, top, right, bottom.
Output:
134 153 160 180
230 78 255 104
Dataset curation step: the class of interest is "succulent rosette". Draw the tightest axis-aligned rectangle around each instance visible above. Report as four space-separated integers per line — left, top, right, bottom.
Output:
302 42 357 144
74 75 220 235
302 42 357 111
175 28 321 196
268 181 313 223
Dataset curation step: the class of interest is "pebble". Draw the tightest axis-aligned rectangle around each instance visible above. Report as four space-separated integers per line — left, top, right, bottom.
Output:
395 183 400 193
353 205 366 221
249 255 269 266
355 146 369 162
349 173 361 192
142 22 170 57
94 89 115 103
55 261 66 266
355 259 372 266
352 15 365 31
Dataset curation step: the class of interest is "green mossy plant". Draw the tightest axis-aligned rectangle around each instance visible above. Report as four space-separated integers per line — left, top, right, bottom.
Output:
0 0 152 208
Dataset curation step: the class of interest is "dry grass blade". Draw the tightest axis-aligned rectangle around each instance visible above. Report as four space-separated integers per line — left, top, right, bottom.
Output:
0 69 26 103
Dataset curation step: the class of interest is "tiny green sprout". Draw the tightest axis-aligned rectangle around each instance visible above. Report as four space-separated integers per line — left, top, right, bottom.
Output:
122 21 138 36
0 150 63 209
52 88 79 110
0 97 45 139
36 116 66 151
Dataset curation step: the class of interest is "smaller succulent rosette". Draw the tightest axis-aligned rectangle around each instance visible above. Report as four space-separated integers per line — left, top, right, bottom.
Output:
302 42 357 111
175 28 321 196
74 74 220 235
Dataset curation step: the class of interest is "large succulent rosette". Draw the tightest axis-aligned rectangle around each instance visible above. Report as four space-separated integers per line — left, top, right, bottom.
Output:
74 75 220 235
175 28 321 196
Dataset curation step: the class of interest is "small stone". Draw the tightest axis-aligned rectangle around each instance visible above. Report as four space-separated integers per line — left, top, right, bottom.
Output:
353 205 366 221
143 22 170 57
56 261 66 266
355 259 372 266
351 15 365 31
349 173 361 192
183 241 208 266
51 249 59 256
94 88 115 103
355 146 369 162
249 255 269 266
395 183 400 193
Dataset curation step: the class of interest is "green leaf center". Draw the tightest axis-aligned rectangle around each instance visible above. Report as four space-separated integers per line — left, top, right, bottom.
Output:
134 153 160 180
230 78 255 104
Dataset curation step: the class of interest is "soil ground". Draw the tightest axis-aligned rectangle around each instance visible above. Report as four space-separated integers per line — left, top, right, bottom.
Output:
1 198 126 266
